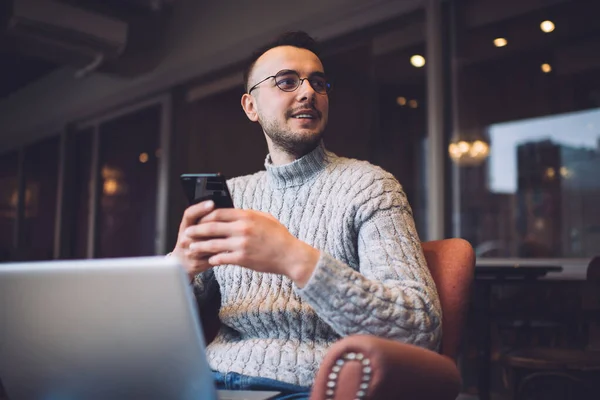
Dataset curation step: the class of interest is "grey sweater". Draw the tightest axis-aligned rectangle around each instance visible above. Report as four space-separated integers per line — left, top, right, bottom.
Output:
193 143 441 387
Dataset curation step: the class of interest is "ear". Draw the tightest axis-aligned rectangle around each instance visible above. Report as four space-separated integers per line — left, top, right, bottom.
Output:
241 93 259 122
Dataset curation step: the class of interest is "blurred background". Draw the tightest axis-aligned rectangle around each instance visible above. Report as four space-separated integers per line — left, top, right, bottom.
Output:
0 0 599 399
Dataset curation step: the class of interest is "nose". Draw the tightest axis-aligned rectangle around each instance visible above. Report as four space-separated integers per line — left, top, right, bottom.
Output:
295 78 317 102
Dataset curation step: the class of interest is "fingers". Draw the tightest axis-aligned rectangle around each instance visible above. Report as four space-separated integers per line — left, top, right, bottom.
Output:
179 200 215 233
185 222 231 240
208 250 242 266
182 238 222 269
200 208 244 223
171 246 212 278
189 238 230 254
185 257 212 276
185 217 256 241
189 238 243 266
177 234 193 250
185 248 212 260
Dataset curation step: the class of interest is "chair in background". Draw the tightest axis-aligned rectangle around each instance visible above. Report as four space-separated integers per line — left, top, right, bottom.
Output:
500 257 600 400
310 238 475 400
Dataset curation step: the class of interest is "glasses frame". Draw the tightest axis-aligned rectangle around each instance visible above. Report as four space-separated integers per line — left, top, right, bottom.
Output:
247 69 332 95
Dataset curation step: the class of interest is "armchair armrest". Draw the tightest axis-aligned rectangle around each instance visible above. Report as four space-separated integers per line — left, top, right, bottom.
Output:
310 335 461 400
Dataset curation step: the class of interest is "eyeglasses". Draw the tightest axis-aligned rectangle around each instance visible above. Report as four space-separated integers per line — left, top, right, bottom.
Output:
247 70 332 95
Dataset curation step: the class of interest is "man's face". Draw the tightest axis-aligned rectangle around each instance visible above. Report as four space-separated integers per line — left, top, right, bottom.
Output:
242 46 329 158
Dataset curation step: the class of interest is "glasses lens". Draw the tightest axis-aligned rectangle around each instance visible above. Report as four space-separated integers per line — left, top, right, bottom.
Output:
309 76 330 94
275 71 300 91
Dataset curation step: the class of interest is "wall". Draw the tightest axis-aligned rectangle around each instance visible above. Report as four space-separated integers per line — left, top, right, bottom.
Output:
0 0 421 153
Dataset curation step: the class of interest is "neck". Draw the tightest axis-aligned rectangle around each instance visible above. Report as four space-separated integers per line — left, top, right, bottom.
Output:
265 138 320 166
266 142 296 165
264 141 330 189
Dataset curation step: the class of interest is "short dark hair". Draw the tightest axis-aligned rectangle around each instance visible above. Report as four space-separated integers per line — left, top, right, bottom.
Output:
243 31 321 93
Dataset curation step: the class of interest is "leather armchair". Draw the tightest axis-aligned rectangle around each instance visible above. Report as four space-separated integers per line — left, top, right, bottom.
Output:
311 239 475 399
199 238 475 400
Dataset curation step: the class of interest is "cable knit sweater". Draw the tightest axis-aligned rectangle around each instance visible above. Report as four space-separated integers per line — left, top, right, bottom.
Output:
193 143 441 387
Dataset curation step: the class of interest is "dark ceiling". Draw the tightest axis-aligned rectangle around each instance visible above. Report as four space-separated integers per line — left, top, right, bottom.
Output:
0 0 56 99
0 0 175 100
0 43 58 100
0 0 593 102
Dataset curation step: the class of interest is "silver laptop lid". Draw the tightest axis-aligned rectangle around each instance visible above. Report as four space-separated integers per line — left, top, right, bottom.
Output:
0 256 217 400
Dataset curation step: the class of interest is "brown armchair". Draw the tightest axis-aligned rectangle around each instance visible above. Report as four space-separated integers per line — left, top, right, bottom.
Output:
199 238 475 400
311 238 475 400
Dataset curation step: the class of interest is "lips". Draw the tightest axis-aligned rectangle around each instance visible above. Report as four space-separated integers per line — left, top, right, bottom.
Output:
288 108 321 120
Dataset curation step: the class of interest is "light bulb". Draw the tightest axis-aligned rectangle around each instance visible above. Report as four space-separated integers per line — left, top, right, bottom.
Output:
410 55 426 68
494 38 508 47
540 20 555 33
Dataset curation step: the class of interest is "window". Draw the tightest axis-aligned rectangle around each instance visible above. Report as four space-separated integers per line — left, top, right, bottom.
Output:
96 105 162 258
0 151 19 261
452 0 600 258
63 127 94 259
21 136 60 261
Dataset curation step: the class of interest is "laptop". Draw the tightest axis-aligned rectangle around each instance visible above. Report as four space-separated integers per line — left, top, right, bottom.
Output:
0 256 279 400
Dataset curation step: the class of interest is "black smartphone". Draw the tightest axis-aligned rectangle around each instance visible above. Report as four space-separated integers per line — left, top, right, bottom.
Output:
180 173 234 208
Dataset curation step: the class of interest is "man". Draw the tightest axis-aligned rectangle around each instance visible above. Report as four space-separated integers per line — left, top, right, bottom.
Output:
172 31 441 398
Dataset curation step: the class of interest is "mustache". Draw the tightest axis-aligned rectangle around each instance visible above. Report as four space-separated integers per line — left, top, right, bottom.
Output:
286 105 322 119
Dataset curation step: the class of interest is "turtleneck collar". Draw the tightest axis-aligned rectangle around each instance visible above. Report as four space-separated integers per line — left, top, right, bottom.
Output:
265 141 330 189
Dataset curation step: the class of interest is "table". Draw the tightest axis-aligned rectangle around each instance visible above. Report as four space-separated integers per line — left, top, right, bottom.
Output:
472 259 589 400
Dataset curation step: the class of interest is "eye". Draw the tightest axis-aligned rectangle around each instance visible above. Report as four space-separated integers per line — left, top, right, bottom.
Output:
310 77 328 92
276 76 298 89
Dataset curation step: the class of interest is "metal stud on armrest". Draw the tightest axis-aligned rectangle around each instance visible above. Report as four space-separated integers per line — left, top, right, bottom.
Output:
325 352 372 400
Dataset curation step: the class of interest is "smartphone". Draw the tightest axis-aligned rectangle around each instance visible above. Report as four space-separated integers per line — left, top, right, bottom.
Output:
180 173 234 208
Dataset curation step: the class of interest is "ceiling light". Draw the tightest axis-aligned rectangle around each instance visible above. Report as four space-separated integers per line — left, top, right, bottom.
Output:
396 96 407 106
104 179 119 196
541 63 552 73
410 55 426 68
540 20 555 33
493 38 508 47
139 152 149 163
408 99 418 108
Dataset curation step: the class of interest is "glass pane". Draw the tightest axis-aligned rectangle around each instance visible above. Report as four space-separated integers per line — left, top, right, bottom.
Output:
64 127 93 259
453 1 600 258
96 105 161 258
488 110 600 257
370 19 427 235
323 44 373 162
321 11 427 235
0 151 19 262
22 136 60 261
185 88 267 177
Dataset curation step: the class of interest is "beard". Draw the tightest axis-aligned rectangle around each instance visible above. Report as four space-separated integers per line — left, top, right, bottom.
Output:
259 107 327 160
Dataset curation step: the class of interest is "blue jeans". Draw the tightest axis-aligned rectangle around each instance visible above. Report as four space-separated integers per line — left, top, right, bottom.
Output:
213 371 311 400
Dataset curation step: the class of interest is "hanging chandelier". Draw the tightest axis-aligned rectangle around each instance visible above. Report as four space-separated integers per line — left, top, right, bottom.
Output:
448 138 490 166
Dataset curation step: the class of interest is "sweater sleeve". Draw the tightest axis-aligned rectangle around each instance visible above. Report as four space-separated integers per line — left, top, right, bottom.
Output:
294 187 442 351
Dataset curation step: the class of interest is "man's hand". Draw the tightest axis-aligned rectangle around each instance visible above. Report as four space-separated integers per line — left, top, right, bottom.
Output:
173 200 218 281
184 209 320 287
